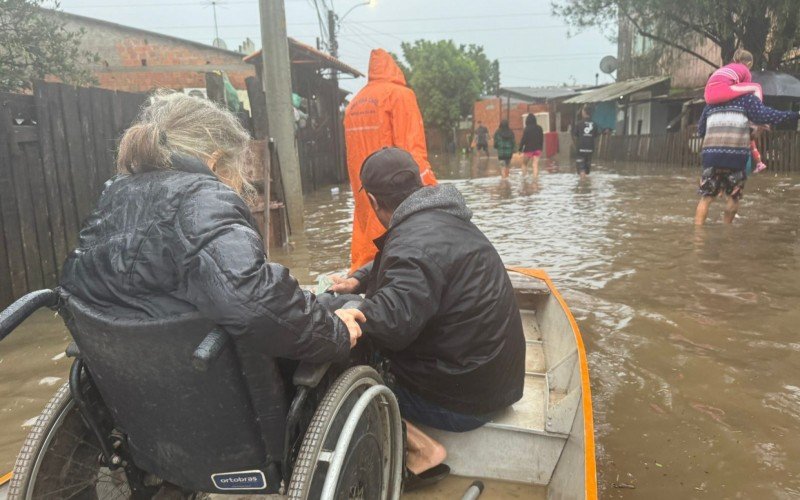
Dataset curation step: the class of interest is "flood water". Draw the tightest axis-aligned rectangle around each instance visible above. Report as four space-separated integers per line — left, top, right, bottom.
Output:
2 156 800 498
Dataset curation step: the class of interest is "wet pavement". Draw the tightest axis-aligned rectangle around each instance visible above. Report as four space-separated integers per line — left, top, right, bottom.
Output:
3 156 800 498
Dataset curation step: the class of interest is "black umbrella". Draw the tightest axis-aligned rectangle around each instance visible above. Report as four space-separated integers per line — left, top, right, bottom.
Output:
751 71 800 99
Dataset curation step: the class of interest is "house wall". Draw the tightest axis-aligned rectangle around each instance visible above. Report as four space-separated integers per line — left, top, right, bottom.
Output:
57 14 254 92
617 18 722 89
668 40 721 88
473 98 549 143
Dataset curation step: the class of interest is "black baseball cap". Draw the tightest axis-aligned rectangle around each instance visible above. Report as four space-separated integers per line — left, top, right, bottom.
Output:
359 147 423 196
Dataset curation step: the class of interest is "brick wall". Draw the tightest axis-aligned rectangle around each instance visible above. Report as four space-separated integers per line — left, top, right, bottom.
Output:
58 13 254 92
473 98 548 142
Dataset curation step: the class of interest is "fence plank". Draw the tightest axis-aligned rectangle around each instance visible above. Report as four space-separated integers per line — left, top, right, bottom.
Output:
41 83 80 253
0 190 11 306
90 89 112 192
77 87 100 200
4 110 44 290
34 83 69 275
21 140 57 287
0 99 27 300
60 85 95 222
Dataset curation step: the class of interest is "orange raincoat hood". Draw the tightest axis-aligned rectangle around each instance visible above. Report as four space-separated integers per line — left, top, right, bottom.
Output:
368 49 407 86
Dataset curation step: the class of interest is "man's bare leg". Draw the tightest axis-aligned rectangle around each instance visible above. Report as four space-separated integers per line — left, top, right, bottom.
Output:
532 155 540 177
521 157 528 177
405 420 447 475
694 196 714 225
723 196 740 223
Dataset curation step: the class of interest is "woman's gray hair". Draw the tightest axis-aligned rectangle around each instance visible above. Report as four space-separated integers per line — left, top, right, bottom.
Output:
117 90 253 199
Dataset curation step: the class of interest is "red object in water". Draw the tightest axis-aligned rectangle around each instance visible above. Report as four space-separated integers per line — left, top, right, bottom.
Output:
544 132 559 158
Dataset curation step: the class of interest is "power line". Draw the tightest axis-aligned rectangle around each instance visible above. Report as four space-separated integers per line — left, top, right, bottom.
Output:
63 0 305 7
349 20 402 42
343 23 382 48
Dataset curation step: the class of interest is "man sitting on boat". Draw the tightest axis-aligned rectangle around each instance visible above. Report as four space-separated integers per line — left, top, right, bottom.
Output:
329 147 526 488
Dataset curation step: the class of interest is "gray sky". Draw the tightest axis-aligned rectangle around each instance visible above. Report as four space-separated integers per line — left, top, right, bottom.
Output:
60 0 618 94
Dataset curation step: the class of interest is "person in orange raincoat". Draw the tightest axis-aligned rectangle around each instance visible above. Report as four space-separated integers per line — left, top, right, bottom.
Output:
344 48 437 272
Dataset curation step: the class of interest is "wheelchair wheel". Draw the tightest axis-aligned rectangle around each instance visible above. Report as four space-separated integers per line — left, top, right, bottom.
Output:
8 383 132 500
288 366 403 500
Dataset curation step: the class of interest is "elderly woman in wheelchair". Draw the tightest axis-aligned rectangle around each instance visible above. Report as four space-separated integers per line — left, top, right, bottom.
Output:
0 92 404 499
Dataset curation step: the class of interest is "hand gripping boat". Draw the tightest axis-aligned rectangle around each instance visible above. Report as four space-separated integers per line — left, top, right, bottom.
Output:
0 268 595 500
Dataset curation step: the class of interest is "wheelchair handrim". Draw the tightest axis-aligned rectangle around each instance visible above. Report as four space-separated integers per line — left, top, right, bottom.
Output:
289 367 403 500
320 384 402 500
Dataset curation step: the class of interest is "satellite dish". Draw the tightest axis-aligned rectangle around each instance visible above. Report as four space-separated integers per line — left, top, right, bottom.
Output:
599 55 619 74
212 37 228 50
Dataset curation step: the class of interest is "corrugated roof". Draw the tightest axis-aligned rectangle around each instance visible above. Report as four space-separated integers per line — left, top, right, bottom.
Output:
244 40 364 78
498 86 578 102
563 76 670 104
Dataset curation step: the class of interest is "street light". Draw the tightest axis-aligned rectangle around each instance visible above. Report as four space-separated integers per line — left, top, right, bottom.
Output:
329 0 376 59
339 0 375 25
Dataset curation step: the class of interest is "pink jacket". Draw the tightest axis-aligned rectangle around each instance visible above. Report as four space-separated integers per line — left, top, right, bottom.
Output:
704 63 763 104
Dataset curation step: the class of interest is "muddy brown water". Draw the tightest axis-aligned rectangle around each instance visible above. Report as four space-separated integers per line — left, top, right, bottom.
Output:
2 157 800 498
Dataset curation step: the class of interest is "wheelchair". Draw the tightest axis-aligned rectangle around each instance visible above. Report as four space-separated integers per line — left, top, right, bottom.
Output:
0 289 404 499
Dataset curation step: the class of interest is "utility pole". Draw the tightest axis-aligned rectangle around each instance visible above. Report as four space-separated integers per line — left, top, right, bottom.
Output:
327 9 338 60
258 0 304 231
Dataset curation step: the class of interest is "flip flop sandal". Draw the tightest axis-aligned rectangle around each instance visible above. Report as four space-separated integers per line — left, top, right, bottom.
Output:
403 463 451 493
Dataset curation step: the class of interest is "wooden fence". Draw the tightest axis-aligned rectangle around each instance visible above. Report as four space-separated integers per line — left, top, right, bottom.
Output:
0 82 147 308
595 129 800 172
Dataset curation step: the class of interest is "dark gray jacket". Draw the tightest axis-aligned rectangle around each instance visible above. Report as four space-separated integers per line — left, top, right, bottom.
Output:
353 184 525 415
60 155 350 363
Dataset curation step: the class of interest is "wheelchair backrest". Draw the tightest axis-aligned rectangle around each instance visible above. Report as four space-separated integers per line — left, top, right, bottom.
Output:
60 294 284 493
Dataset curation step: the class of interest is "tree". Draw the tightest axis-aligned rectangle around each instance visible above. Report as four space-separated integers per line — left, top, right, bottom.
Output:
553 0 800 71
398 40 494 134
0 0 97 92
465 45 501 96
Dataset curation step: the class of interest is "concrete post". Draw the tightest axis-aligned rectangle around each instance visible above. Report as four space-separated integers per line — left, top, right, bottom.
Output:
258 0 304 232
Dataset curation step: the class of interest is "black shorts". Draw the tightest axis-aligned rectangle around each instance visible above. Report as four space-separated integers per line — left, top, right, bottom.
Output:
576 153 592 174
698 167 745 200
476 142 488 152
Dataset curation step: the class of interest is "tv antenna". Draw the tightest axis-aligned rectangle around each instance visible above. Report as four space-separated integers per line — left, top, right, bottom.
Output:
206 1 226 48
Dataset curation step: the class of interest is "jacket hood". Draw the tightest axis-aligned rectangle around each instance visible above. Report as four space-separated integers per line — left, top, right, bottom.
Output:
368 48 407 86
390 184 472 228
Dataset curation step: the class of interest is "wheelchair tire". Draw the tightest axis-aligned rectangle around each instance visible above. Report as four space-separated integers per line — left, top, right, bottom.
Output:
287 365 402 500
7 382 132 500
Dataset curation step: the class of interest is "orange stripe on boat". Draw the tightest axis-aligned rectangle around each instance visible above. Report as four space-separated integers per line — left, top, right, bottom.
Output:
509 267 598 500
0 471 12 486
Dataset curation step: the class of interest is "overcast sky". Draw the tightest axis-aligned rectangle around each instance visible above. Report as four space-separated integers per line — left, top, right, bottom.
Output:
60 0 618 94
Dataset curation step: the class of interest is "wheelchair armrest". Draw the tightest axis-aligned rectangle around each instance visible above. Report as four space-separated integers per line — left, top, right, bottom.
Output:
293 361 331 388
0 290 58 342
192 329 228 372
